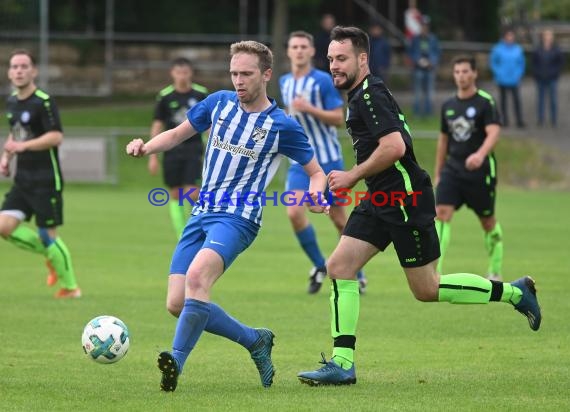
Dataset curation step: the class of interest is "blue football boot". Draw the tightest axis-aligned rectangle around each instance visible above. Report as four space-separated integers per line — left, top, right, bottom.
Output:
298 353 356 386
249 328 275 388
510 276 541 331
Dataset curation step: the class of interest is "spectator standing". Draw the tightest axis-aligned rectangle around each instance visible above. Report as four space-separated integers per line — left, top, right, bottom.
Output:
408 15 440 117
490 29 526 128
368 22 391 83
533 28 564 127
314 13 336 71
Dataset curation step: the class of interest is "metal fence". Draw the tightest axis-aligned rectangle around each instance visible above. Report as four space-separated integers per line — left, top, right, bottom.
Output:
0 129 125 184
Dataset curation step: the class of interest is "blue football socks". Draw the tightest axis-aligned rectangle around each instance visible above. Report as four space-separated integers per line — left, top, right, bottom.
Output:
205 302 258 349
172 298 210 371
296 224 326 268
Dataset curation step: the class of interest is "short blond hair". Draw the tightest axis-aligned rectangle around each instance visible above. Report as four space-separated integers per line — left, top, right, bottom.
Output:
230 41 273 72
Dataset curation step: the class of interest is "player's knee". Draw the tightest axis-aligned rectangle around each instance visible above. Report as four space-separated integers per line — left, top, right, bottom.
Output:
327 257 356 279
0 222 15 239
435 208 452 222
287 208 306 229
480 217 496 232
166 300 182 318
185 270 211 295
411 287 438 302
169 188 180 200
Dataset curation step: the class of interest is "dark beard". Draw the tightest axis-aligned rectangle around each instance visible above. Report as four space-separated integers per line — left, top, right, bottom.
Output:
336 72 358 90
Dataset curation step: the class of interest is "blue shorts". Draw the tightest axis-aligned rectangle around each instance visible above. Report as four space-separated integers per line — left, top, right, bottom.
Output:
169 212 259 274
286 159 345 206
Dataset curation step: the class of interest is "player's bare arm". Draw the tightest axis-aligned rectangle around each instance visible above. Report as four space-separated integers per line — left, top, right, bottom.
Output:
127 119 197 157
0 145 13 176
465 124 500 171
291 98 344 127
328 131 406 191
302 156 328 213
4 130 62 154
434 132 449 185
147 119 165 175
1 134 15 173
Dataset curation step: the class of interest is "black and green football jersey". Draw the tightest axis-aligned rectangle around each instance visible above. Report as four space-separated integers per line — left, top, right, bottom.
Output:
153 83 208 153
346 75 434 225
6 88 63 190
440 89 501 178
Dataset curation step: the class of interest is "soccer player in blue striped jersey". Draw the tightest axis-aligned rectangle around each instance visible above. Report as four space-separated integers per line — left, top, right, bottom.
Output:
127 40 327 392
280 31 367 294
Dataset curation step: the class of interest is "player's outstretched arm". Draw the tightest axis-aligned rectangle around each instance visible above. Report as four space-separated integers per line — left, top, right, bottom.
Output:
126 119 197 158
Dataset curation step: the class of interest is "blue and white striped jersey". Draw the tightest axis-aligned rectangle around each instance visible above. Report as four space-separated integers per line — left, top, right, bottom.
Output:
187 90 314 225
279 68 344 165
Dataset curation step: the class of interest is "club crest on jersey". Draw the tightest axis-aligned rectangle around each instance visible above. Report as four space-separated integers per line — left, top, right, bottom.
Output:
216 117 230 128
449 116 473 142
251 127 268 143
20 111 31 123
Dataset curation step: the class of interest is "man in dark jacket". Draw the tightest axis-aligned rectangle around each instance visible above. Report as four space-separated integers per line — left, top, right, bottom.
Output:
533 28 564 127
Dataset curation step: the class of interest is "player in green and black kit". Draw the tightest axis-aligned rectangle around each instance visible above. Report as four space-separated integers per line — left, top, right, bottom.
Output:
147 57 208 238
0 49 80 298
434 55 504 280
297 27 540 386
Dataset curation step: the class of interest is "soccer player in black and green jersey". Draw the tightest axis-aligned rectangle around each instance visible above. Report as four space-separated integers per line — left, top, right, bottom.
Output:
297 27 540 386
435 55 504 280
0 49 80 298
147 57 208 238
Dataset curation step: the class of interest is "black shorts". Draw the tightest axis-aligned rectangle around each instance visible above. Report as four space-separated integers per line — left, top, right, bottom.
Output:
163 145 203 188
343 204 440 268
1 185 63 228
436 170 496 217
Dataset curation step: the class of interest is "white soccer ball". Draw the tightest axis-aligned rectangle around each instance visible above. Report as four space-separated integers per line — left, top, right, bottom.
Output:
81 315 130 364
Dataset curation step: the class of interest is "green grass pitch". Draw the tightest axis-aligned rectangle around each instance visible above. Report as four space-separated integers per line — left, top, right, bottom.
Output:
0 104 569 411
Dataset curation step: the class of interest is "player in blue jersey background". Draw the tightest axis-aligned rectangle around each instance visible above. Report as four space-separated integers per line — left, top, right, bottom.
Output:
127 40 327 392
280 31 367 294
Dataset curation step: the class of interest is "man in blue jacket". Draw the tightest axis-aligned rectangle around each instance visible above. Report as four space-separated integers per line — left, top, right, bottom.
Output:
490 28 526 128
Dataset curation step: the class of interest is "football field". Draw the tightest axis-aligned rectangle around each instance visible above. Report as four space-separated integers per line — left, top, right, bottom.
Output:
1 181 569 411
1 103 569 410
